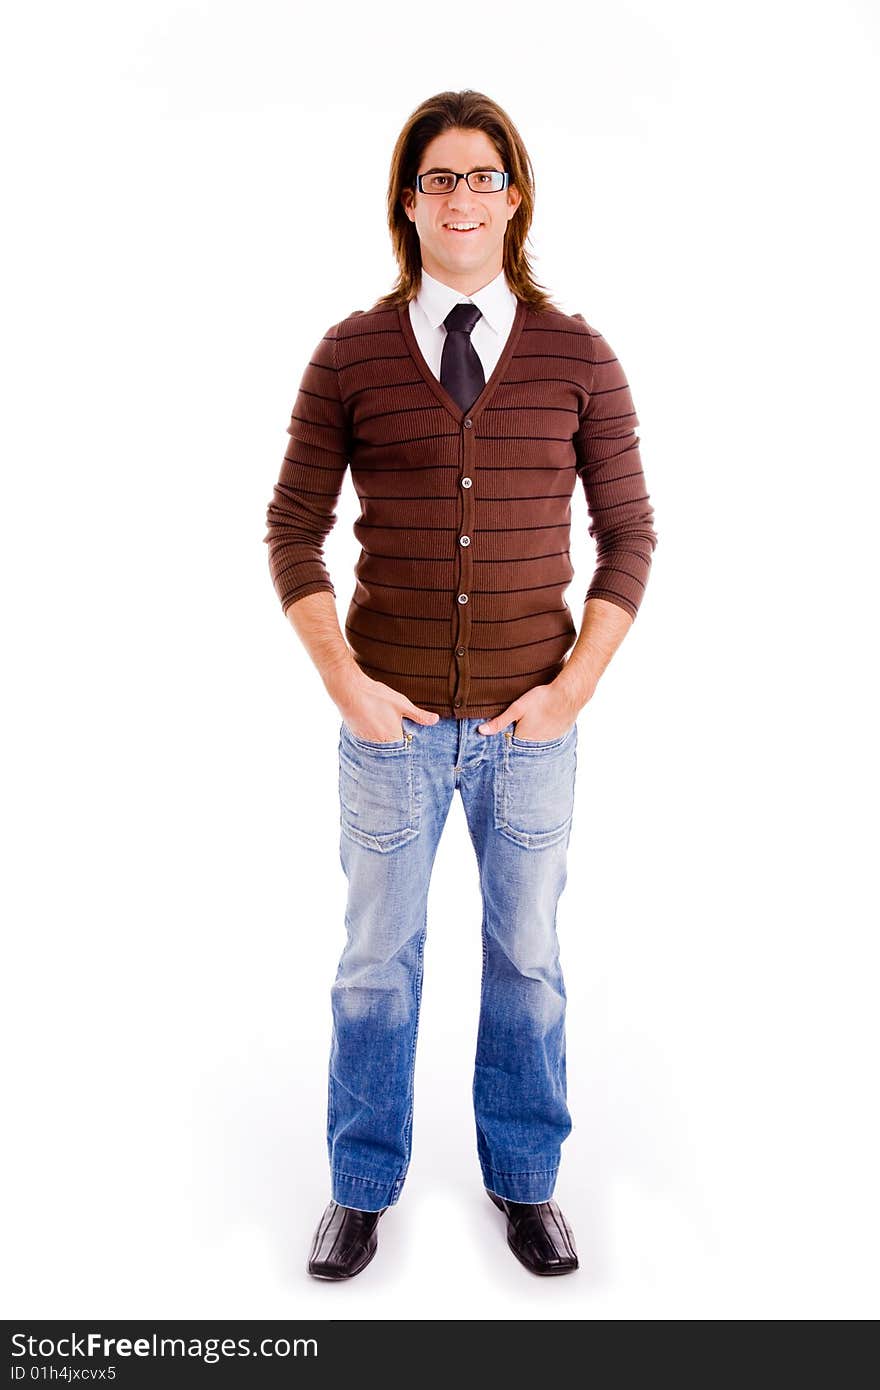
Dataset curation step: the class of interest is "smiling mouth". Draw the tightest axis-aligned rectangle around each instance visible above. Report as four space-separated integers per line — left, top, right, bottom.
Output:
444 224 483 234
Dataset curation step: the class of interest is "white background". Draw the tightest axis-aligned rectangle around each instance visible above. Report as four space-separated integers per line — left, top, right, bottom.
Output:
2 0 878 1320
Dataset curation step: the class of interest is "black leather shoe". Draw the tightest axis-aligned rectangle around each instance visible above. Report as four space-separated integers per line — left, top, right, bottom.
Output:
487 1189 579 1275
307 1200 386 1280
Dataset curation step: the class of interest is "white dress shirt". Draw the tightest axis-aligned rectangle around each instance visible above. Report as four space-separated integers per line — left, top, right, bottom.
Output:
408 266 518 383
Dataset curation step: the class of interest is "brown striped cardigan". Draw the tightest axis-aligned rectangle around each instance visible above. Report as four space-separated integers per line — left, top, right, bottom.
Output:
263 297 657 720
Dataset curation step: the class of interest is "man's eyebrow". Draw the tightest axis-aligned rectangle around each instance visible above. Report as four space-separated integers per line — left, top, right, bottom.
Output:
421 165 503 174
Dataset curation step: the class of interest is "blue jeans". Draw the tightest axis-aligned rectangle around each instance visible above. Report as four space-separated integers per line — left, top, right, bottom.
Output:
328 714 579 1211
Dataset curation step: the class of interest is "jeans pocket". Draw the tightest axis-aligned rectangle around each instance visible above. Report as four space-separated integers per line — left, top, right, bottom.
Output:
341 718 408 749
510 721 577 750
339 729 420 853
495 723 577 850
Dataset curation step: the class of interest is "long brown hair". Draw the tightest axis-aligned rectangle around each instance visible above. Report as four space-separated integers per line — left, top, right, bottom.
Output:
369 90 562 314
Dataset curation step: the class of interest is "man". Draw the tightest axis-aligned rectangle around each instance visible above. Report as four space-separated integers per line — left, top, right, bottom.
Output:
263 89 657 1280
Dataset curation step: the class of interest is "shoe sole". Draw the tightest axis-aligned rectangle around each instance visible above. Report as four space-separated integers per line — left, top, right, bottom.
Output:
486 1189 579 1276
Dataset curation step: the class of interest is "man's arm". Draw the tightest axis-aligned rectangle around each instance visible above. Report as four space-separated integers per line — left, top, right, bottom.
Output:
550 326 657 711
284 589 358 693
264 326 439 738
281 586 441 739
263 322 349 611
553 596 634 708
574 322 658 620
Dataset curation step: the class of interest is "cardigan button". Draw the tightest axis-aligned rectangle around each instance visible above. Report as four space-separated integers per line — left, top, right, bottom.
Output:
461 477 472 488
457 648 465 657
457 593 468 604
464 418 472 428
459 535 470 546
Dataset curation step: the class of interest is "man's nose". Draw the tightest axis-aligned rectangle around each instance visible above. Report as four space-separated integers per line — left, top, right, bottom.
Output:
447 185 477 213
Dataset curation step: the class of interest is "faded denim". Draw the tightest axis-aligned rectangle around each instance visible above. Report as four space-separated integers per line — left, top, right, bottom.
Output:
328 714 578 1211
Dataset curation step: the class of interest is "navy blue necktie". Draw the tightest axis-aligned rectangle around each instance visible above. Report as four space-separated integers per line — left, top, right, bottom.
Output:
440 302 485 413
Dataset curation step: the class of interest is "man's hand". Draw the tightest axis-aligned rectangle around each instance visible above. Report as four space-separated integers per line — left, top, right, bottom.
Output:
477 677 589 741
476 598 632 739
330 666 440 743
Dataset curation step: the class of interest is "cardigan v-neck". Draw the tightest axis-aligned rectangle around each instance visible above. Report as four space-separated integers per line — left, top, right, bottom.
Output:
265 297 657 719
406 265 520 386
397 298 529 425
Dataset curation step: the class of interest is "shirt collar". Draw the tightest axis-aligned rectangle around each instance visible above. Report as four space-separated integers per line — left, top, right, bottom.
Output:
415 266 516 336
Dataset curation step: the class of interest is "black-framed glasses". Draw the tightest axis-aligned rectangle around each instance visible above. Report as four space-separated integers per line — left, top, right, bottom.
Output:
416 170 510 195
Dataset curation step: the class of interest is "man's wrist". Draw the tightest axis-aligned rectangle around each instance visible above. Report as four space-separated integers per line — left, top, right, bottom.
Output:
322 652 364 703
552 657 598 712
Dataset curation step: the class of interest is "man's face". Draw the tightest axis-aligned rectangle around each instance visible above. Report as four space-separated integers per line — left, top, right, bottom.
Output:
401 127 521 294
